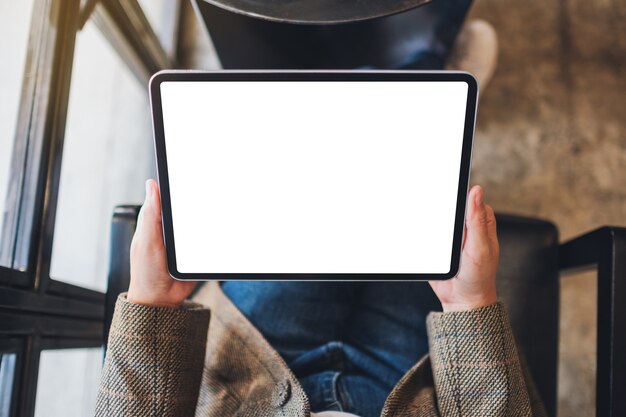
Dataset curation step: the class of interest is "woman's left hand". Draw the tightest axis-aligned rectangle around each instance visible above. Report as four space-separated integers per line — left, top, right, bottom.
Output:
127 179 197 308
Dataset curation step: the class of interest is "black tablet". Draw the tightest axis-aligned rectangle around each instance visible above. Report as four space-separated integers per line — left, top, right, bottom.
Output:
150 70 477 281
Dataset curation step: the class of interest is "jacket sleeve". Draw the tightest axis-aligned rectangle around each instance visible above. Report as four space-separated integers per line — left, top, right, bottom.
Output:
95 294 210 417
426 302 542 417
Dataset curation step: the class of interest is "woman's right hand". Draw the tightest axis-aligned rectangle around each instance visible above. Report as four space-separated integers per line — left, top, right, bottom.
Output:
127 179 196 308
429 185 499 312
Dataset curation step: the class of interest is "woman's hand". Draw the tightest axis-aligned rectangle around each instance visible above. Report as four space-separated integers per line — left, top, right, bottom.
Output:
429 185 499 312
127 179 196 308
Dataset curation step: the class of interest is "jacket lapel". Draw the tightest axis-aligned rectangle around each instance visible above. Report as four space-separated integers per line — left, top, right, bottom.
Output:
192 282 311 417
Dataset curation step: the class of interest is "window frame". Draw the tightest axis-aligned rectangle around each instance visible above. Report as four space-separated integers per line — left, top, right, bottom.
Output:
0 0 176 415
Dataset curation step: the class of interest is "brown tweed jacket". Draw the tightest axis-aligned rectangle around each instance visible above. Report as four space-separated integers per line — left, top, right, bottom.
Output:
96 281 547 417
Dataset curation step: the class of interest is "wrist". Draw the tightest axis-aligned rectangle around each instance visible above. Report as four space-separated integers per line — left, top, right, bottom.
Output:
127 288 181 309
441 295 498 312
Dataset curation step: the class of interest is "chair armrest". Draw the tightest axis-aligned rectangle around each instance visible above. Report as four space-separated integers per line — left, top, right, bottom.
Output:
104 205 141 347
559 226 626 417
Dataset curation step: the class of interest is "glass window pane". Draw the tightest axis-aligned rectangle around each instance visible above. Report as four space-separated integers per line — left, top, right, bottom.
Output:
0 354 17 417
0 0 36 266
49 19 154 292
34 348 102 417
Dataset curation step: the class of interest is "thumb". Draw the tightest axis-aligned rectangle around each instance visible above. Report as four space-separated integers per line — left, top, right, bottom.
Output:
135 179 162 243
464 185 498 260
466 185 488 231
463 186 491 255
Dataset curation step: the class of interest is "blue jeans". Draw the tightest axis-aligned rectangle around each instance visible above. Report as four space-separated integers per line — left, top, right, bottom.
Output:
222 282 441 417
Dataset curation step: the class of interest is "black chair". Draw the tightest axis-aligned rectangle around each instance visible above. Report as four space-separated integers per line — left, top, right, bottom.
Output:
105 205 625 416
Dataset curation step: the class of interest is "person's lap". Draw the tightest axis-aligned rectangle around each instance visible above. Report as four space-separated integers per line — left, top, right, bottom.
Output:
220 282 360 360
221 281 440 417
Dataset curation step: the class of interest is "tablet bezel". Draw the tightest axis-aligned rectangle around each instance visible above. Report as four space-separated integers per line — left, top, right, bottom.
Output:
149 70 478 281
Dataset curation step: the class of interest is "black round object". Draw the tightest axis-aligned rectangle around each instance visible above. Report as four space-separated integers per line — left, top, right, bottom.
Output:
201 0 432 24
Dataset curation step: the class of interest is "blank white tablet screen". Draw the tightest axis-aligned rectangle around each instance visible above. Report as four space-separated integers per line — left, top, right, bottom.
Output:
160 81 469 274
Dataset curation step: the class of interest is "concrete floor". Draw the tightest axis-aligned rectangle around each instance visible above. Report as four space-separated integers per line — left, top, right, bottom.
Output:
180 1 626 415
468 1 625 416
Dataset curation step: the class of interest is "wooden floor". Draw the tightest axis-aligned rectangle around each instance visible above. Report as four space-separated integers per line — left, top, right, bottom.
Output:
181 1 626 414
